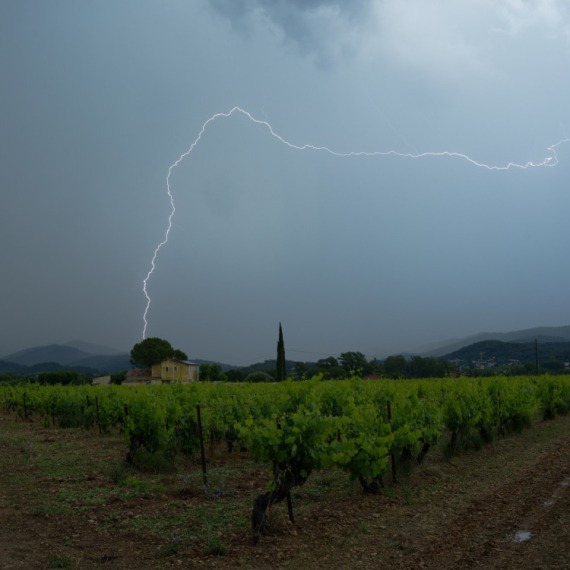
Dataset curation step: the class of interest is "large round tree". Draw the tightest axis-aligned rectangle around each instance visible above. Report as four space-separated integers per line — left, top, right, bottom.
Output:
130 337 188 368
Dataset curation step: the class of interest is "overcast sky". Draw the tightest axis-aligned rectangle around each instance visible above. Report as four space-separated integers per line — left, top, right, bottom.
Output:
1 1 569 364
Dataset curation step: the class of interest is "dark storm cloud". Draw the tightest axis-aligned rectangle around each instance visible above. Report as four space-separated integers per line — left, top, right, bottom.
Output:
208 0 369 61
2 1 570 363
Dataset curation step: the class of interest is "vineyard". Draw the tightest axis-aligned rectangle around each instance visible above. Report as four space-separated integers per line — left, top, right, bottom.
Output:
3 374 570 541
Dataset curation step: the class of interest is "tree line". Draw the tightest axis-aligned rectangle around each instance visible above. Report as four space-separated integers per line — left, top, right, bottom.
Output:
206 352 455 382
292 353 453 380
3 330 566 387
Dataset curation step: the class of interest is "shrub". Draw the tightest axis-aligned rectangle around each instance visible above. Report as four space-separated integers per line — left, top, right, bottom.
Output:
38 371 80 386
245 372 274 383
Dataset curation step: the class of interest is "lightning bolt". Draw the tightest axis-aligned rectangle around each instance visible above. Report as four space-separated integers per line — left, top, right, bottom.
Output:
142 106 570 338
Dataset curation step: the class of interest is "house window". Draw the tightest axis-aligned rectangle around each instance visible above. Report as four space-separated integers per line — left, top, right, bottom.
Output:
165 366 169 372
174 366 177 371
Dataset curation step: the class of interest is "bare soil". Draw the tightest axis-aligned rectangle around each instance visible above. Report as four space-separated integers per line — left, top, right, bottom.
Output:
1 409 570 569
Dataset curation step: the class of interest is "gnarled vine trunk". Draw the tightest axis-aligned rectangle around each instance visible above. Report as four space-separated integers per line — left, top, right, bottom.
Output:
358 475 384 494
252 460 308 537
417 441 431 464
126 437 141 465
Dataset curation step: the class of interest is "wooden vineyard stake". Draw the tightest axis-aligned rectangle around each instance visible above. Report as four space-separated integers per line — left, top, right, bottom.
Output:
95 396 101 434
387 400 397 483
196 405 207 486
498 391 502 431
120 403 128 434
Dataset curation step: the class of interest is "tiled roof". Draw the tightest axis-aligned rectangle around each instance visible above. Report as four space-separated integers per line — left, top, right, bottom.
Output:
165 359 199 366
126 368 152 378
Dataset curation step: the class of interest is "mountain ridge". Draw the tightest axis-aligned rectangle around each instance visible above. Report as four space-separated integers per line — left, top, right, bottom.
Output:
415 325 570 357
441 340 570 369
64 340 124 355
3 325 570 376
1 344 94 366
0 344 130 374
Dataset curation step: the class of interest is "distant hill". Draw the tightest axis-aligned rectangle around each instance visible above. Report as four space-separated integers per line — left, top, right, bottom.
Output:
442 340 570 367
239 359 297 375
418 325 570 357
189 359 240 373
69 354 131 374
1 344 94 366
0 344 233 376
186 359 299 375
64 340 123 355
0 343 130 375
0 360 99 376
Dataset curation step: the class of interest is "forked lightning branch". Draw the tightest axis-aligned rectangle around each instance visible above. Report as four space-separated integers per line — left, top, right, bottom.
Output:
141 107 570 338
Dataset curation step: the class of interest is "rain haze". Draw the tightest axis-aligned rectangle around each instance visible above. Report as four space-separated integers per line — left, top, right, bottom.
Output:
1 1 569 364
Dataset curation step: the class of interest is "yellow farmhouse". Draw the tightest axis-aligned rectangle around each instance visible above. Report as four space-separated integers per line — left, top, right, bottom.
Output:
124 358 199 385
151 359 199 382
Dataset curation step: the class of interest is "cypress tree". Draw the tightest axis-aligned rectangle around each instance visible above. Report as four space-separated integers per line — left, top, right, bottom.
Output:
276 323 286 382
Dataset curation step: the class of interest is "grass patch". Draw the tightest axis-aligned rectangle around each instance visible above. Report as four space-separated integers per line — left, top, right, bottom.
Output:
157 533 192 557
206 531 227 556
132 447 178 474
400 485 416 506
199 468 240 499
33 486 108 516
48 553 72 568
119 476 165 494
106 458 133 485
295 469 349 502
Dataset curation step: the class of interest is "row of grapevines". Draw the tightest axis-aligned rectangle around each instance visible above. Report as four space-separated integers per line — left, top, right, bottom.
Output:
3 376 570 474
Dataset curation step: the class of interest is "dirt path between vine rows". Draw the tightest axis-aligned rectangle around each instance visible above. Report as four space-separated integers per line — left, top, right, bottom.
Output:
390 427 570 569
1 410 570 569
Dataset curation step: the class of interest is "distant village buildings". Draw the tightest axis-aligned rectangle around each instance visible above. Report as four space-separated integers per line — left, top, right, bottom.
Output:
361 374 383 380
